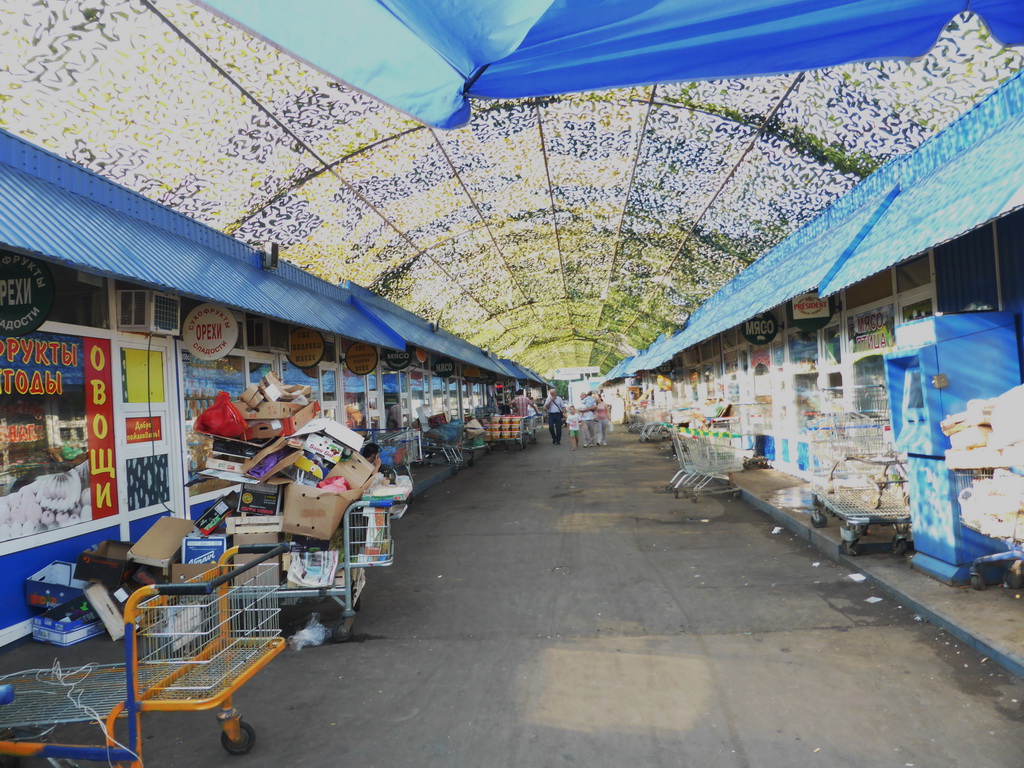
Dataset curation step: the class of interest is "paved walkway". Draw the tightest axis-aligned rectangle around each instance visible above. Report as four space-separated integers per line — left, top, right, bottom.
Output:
3 429 1023 767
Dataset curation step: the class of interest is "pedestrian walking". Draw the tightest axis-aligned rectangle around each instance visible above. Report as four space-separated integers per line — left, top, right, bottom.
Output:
593 392 609 446
543 387 565 445
566 406 581 450
512 389 533 418
580 391 597 447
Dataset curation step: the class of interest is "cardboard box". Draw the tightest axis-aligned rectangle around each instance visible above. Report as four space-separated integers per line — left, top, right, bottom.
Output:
128 517 197 568
949 424 992 451
170 563 215 584
25 561 89 608
282 484 365 540
234 398 306 421
204 456 248 473
238 483 281 516
32 597 104 647
83 582 132 640
182 534 229 565
75 541 134 590
327 451 377 491
260 372 286 401
226 515 283 534
240 400 320 441
291 417 364 453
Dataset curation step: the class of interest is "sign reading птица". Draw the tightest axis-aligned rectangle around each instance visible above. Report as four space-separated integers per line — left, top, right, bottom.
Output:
0 254 54 336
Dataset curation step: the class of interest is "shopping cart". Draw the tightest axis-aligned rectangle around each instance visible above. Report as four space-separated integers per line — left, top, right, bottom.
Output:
377 428 422 479
808 386 911 556
282 498 395 642
668 428 746 501
421 419 470 470
0 545 287 766
638 409 672 442
949 468 1024 590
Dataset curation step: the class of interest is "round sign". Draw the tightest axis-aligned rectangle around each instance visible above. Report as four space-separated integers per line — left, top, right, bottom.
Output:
0 254 55 336
478 369 497 385
182 303 238 360
346 342 379 375
414 347 427 363
462 364 481 380
432 356 456 378
742 311 779 345
288 328 325 367
383 348 412 370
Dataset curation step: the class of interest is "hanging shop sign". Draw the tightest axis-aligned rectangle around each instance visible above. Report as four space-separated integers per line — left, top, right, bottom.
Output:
382 348 412 370
125 416 163 444
0 254 55 336
345 342 378 375
287 327 325 368
551 366 600 379
414 347 427 364
181 303 238 361
788 291 834 331
742 312 779 345
848 304 895 357
462 364 481 380
432 356 456 378
478 369 497 385
656 374 672 391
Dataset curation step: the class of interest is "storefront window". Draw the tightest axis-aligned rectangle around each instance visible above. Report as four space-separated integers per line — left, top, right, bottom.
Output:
793 373 821 431
853 355 887 413
281 360 320 403
383 372 405 428
366 371 379 429
182 353 245 497
448 378 460 418
321 368 338 402
822 324 842 367
343 369 367 430
0 331 116 540
248 360 273 385
788 330 818 373
724 352 740 404
410 371 426 418
431 375 445 414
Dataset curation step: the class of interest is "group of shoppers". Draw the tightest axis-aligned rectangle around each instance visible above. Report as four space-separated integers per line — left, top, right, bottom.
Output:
541 387 610 450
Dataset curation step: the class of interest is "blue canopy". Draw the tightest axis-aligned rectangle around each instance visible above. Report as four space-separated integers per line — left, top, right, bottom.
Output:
200 0 1024 128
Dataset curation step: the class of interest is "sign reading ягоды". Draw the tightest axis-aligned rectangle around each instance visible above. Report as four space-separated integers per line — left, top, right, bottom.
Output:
0 254 55 336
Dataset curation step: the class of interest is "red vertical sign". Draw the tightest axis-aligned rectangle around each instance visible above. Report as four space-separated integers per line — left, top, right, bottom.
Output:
85 338 118 519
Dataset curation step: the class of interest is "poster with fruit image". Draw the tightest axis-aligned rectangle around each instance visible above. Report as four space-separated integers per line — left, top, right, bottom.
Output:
0 332 117 541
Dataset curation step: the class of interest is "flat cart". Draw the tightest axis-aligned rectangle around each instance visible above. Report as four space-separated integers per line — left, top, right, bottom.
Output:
485 415 529 452
0 545 287 766
280 499 395 642
808 386 911 556
950 468 1024 590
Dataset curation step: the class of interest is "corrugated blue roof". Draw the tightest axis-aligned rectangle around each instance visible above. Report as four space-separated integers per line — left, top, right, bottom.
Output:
815 67 1024 298
346 283 508 373
0 130 402 348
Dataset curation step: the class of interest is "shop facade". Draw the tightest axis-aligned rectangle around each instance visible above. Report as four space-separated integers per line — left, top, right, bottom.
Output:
0 128 526 646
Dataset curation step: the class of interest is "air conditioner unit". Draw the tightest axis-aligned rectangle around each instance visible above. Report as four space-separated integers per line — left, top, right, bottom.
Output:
116 290 181 335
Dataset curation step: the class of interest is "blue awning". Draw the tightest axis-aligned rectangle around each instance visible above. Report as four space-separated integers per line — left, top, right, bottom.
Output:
200 0 1024 129
0 138 402 349
346 283 508 373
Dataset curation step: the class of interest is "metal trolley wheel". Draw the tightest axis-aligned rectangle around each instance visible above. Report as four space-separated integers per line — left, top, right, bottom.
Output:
221 721 257 756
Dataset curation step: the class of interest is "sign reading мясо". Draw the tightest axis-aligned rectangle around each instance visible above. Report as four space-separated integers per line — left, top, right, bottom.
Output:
432 356 456 378
0 254 55 336
742 311 779 345
382 348 412 370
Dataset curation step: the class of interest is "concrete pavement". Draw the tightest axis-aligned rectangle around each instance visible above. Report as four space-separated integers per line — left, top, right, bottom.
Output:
2 429 1023 767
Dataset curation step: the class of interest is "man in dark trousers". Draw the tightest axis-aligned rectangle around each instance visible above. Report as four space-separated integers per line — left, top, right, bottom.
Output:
543 387 565 445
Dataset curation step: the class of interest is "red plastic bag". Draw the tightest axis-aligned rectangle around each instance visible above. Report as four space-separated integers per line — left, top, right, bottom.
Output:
194 391 247 438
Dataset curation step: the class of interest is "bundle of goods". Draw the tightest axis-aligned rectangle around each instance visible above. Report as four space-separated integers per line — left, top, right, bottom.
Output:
424 419 464 445
944 385 1024 468
958 469 1024 539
